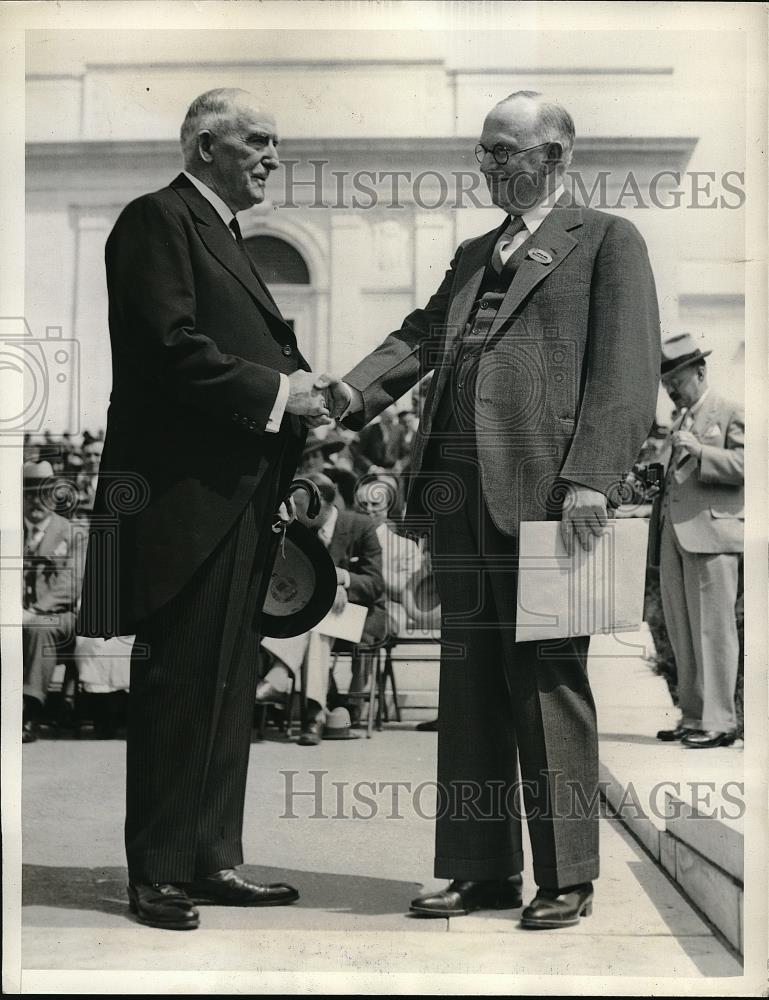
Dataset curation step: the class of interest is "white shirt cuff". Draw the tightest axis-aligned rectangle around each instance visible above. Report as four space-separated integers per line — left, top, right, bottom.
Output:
341 384 364 419
341 569 351 589
266 373 290 433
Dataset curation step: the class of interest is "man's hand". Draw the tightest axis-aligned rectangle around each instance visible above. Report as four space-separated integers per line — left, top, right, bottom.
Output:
559 485 608 555
285 371 330 419
332 585 348 614
315 374 353 421
671 429 702 460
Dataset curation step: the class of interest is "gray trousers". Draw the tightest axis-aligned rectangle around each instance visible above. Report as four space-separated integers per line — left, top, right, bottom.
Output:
659 518 740 732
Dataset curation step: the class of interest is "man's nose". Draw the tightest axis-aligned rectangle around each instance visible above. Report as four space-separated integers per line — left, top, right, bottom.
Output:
262 141 280 169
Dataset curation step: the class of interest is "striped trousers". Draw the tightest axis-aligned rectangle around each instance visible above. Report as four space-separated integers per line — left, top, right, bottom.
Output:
125 496 275 883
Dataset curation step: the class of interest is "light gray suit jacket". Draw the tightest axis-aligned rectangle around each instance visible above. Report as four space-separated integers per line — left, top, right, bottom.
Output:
662 390 744 553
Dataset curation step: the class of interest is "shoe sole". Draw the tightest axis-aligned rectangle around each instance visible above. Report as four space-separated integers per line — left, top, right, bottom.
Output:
128 896 200 930
189 892 300 907
520 901 592 929
410 898 522 918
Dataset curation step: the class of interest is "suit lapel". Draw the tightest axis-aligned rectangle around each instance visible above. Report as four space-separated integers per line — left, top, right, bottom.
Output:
171 176 288 326
488 202 583 339
427 224 504 409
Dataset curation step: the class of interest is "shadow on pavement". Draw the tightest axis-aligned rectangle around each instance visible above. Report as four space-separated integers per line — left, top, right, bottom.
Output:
22 864 423 919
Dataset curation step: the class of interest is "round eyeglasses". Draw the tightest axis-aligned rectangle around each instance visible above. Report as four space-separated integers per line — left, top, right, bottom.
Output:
474 141 550 166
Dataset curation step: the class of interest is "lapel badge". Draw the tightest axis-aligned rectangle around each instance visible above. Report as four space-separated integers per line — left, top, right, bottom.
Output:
527 248 553 265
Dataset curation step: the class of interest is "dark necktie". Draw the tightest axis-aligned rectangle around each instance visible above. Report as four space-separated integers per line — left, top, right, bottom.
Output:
491 215 527 274
228 217 278 308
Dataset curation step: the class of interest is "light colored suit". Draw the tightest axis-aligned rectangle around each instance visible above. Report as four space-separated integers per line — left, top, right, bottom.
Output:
659 389 744 731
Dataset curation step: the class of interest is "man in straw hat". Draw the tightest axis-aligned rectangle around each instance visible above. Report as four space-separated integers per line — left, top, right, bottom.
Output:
655 333 744 748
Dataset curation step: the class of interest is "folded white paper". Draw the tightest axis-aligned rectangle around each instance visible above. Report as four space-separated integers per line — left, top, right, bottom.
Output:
515 519 649 642
312 602 367 643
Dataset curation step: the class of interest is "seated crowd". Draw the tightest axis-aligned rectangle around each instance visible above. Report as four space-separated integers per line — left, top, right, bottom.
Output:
21 372 743 750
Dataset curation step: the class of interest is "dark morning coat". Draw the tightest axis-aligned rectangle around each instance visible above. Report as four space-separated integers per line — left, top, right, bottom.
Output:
78 173 309 637
343 197 661 533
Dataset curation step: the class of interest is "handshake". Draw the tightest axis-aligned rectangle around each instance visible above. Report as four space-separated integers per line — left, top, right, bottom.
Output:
285 370 354 427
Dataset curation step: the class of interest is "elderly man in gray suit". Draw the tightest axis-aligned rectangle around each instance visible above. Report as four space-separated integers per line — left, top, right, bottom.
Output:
655 334 744 749
326 91 660 928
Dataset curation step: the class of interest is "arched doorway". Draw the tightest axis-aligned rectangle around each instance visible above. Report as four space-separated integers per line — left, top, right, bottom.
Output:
243 234 317 361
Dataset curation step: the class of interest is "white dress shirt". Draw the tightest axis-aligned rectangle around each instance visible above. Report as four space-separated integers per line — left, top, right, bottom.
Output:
182 170 289 433
498 183 565 265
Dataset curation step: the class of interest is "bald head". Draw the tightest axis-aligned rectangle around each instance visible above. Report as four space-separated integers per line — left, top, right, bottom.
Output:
492 91 575 168
478 90 574 214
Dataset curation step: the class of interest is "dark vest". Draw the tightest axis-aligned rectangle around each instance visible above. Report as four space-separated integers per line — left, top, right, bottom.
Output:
433 230 536 432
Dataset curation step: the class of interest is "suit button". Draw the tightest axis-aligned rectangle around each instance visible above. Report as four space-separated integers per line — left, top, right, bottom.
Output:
458 382 464 389
282 345 292 357
480 300 489 310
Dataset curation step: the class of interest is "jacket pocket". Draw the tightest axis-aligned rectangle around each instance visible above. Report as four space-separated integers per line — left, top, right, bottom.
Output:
710 506 744 520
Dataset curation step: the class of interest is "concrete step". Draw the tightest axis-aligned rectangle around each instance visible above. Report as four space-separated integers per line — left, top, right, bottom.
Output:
590 633 744 956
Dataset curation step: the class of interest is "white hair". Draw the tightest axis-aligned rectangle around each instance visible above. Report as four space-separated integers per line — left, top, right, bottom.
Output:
179 88 252 166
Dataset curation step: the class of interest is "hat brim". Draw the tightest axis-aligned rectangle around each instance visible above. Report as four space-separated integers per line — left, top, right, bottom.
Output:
322 728 360 740
661 349 711 377
260 522 338 639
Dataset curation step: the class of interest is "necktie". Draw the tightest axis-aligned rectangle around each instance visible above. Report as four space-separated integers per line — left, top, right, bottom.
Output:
491 215 527 273
228 217 279 308
673 410 695 470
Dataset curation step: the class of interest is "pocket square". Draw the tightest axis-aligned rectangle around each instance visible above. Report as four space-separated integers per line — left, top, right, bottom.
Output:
703 424 721 439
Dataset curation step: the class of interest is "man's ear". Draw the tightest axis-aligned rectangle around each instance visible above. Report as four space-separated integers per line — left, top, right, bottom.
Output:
197 130 214 164
542 140 564 174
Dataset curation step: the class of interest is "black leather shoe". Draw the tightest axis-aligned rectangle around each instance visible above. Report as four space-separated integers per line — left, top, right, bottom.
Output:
415 718 438 732
254 679 289 707
127 882 199 930
22 721 37 744
681 730 736 748
180 868 299 906
409 876 523 917
520 883 593 929
656 724 696 741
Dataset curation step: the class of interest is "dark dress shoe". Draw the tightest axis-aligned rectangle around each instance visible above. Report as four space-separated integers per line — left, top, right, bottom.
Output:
682 730 736 748
127 882 200 930
180 868 299 906
409 876 523 917
415 718 438 732
656 723 696 741
22 721 37 744
520 882 593 929
254 679 289 706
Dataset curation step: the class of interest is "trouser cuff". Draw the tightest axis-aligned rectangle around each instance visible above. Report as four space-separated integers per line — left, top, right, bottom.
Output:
434 848 524 881
533 855 600 890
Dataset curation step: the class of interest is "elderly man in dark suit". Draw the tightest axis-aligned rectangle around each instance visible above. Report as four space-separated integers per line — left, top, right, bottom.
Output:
328 91 660 927
655 335 744 748
78 88 341 930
